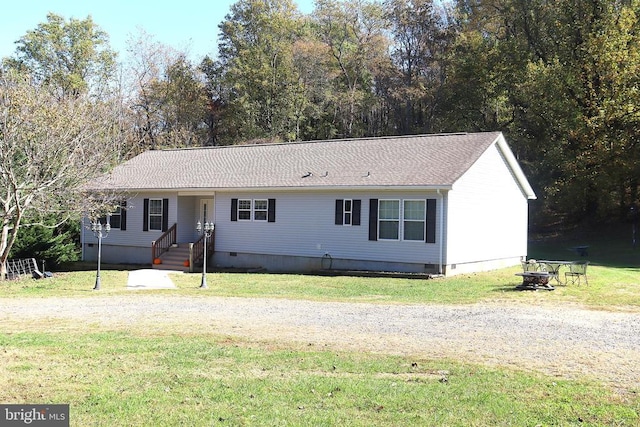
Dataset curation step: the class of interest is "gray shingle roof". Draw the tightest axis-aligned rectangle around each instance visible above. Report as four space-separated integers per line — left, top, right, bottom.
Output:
91 132 506 191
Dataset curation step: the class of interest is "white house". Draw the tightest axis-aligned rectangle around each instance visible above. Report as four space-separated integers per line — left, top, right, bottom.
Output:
82 132 536 276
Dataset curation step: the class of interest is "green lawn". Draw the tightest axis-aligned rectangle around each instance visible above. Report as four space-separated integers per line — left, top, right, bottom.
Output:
2 263 639 311
1 331 638 426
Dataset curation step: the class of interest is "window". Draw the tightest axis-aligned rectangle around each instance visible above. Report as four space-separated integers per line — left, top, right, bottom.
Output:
254 199 268 221
109 205 122 229
238 199 252 220
335 199 361 226
378 200 400 240
403 200 426 241
96 201 126 230
343 200 352 225
143 198 168 232
369 198 435 243
148 199 163 230
231 198 276 223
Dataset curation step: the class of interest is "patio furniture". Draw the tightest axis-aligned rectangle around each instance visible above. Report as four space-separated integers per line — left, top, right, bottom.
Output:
515 271 554 290
565 261 589 286
538 260 573 285
521 259 539 272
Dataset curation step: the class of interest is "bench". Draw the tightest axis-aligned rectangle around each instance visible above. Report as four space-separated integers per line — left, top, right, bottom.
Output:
515 271 554 290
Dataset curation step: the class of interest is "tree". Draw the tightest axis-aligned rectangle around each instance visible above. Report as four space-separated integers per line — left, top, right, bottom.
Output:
126 30 210 150
2 12 116 98
157 55 210 147
200 56 227 146
216 0 308 143
312 0 390 137
384 0 455 134
9 218 80 269
0 72 124 279
502 0 640 222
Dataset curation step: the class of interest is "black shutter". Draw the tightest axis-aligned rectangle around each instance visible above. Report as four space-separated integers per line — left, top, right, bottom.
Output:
162 198 169 232
335 200 344 225
120 200 127 231
143 198 149 231
352 200 361 226
268 199 276 222
369 199 378 241
231 198 238 221
426 198 436 243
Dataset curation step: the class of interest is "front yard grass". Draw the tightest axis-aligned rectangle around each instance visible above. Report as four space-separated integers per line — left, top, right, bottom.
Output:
2 264 639 311
1 331 638 426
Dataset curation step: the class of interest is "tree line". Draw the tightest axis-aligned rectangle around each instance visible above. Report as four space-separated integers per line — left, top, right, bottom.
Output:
1 0 639 272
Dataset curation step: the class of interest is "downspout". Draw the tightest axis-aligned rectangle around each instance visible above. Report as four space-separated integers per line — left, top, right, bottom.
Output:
437 189 444 275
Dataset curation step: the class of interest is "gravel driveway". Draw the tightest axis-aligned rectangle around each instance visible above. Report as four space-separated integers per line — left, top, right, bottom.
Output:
2 296 639 391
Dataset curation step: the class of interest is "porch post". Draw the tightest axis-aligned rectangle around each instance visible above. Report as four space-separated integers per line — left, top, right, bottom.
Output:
188 243 194 273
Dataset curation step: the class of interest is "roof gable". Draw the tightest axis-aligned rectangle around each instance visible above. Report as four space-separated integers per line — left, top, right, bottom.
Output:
91 132 533 196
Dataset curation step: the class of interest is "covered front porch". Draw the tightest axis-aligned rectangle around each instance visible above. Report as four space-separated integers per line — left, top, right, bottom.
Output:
151 195 215 272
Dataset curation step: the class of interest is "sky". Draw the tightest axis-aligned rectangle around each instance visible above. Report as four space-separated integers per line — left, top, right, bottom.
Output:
0 0 315 63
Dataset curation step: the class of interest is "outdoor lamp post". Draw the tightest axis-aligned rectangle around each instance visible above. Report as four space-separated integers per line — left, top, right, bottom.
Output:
196 221 214 289
91 220 110 290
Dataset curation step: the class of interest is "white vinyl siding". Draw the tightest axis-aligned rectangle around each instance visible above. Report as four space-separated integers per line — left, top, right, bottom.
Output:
215 192 441 265
177 195 198 243
83 193 178 249
446 142 528 266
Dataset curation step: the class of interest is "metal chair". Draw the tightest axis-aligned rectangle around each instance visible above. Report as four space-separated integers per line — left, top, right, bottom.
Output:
564 261 589 285
521 259 539 272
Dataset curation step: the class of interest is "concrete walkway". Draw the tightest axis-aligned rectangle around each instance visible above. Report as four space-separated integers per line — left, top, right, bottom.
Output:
126 269 178 290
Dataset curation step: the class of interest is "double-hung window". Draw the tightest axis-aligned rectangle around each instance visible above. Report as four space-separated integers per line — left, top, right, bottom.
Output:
370 198 436 243
237 199 268 221
403 200 426 241
109 205 123 229
377 199 426 241
254 200 268 221
238 199 252 220
148 199 163 230
97 201 127 230
343 199 353 225
335 199 361 226
231 198 276 223
378 200 400 240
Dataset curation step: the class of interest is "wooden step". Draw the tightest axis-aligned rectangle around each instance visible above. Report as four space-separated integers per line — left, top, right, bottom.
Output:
153 245 191 272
